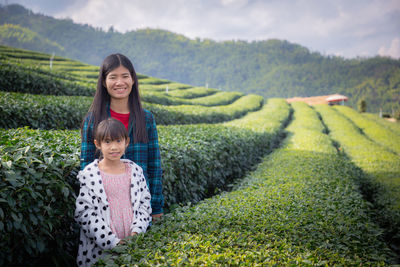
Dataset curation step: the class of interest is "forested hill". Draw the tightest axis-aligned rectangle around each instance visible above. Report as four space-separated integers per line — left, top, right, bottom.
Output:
1 4 399 113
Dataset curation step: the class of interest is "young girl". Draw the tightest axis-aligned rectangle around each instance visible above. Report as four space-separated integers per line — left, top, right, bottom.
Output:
80 53 164 219
75 118 152 267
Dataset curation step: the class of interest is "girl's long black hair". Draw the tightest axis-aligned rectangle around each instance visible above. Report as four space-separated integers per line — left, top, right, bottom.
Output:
81 53 148 143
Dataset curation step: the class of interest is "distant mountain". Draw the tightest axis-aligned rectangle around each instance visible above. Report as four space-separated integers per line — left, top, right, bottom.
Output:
0 3 399 113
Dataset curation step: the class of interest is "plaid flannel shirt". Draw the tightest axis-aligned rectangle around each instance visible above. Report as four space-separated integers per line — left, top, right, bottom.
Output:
80 108 164 215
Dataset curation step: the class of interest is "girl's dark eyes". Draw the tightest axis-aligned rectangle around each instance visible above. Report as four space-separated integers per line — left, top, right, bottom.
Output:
104 139 122 144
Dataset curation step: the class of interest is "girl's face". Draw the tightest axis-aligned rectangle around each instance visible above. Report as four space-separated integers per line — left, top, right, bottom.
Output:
94 137 129 163
105 65 133 102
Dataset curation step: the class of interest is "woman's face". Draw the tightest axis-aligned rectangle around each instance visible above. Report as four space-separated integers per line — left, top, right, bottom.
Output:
105 65 133 101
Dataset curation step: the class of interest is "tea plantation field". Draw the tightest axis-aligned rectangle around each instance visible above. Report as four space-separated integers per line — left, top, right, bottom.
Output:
0 46 399 266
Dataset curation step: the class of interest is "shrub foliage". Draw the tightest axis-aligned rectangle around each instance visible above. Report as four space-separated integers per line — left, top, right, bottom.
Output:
0 128 81 266
96 100 395 266
0 60 95 96
315 104 400 256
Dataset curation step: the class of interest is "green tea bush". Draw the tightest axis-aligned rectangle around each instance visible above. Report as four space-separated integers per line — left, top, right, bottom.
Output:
136 73 149 79
0 46 154 95
0 91 90 129
142 82 191 91
141 91 191 106
0 45 63 61
141 91 243 106
286 102 337 154
363 113 400 137
315 104 400 256
224 98 291 134
166 86 219 99
186 91 243 106
0 127 81 266
159 125 271 207
96 100 394 266
69 70 98 80
286 102 325 132
0 45 184 96
0 60 95 96
148 94 264 124
3 58 98 83
334 105 400 155
1 45 98 83
159 98 291 207
0 98 291 266
0 92 263 129
140 77 170 85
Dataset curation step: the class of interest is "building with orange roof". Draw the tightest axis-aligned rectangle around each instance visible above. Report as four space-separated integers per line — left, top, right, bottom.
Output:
286 94 348 106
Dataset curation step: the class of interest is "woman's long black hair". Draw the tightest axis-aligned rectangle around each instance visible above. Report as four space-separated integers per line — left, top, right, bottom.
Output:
81 53 148 143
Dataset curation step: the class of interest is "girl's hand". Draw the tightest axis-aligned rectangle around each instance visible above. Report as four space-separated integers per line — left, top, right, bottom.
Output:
152 213 163 221
130 232 138 236
118 239 126 245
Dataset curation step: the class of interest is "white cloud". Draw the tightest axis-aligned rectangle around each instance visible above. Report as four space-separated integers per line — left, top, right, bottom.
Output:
378 38 400 59
220 0 247 6
7 0 400 58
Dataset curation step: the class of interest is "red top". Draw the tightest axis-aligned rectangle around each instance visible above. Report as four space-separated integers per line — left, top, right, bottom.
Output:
110 108 130 130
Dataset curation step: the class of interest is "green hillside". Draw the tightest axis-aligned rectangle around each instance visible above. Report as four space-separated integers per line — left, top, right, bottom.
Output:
0 23 64 54
1 4 399 113
0 46 399 265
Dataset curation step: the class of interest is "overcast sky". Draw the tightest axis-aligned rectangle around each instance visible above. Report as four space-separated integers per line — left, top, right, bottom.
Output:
5 0 400 59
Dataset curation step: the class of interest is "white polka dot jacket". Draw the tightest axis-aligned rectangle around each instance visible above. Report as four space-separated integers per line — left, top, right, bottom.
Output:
74 159 152 267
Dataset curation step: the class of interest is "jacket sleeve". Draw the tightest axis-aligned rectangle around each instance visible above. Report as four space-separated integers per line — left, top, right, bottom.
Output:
80 116 96 170
75 173 120 250
146 111 164 214
131 171 152 234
